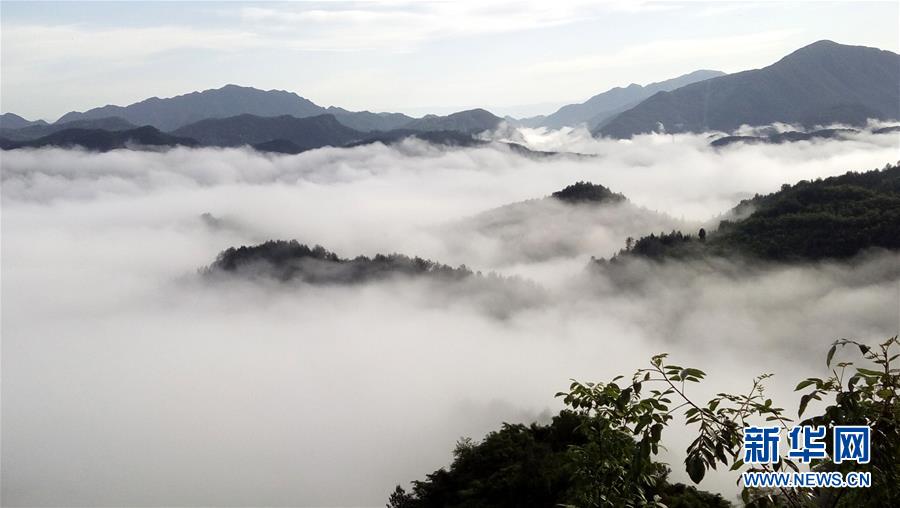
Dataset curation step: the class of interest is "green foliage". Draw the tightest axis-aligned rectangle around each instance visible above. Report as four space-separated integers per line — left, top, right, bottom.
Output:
715 164 900 260
560 359 794 506
791 337 900 507
389 410 729 508
606 163 900 263
205 239 474 283
560 337 900 507
551 182 627 205
390 338 899 507
394 411 586 507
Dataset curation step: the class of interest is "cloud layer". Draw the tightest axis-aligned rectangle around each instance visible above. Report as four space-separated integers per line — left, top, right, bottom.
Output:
2 130 899 505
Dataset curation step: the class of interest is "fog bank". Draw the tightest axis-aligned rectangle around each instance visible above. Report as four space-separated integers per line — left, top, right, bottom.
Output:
2 129 899 506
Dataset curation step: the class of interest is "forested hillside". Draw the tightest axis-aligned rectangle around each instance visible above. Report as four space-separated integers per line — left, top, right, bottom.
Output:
605 163 900 262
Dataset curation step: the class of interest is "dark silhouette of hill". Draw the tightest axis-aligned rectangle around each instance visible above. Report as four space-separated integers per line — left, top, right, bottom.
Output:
597 41 900 138
387 410 729 508
202 240 546 316
324 106 414 132
533 70 724 129
874 125 900 134
0 115 562 156
171 114 362 149
710 128 859 147
551 181 627 204
205 240 474 284
0 113 47 129
51 84 488 134
249 139 307 154
0 126 198 151
402 108 503 134
0 117 137 141
603 163 900 262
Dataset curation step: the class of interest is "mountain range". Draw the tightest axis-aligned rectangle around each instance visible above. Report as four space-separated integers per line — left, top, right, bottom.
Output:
0 126 197 151
597 40 900 138
0 113 48 129
45 84 501 134
1 40 898 151
523 69 725 129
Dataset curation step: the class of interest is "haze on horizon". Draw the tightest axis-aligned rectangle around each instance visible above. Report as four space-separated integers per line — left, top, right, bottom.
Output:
1 0 898 121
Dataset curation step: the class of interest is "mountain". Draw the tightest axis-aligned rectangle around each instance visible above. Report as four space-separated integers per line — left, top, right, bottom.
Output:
56 84 325 131
0 126 197 151
402 109 503 134
202 240 543 316
0 113 540 155
324 107 414 132
710 127 859 147
0 113 47 129
205 240 474 284
597 41 900 138
0 117 137 142
535 70 725 129
442 182 686 265
171 113 362 150
390 410 730 508
604 163 900 262
53 84 488 134
551 181 627 204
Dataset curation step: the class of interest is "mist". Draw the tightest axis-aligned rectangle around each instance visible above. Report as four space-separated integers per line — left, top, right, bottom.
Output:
2 129 899 506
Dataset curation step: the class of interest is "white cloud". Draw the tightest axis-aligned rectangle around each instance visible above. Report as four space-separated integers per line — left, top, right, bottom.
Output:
3 132 899 505
1 24 265 66
528 29 799 75
236 0 611 49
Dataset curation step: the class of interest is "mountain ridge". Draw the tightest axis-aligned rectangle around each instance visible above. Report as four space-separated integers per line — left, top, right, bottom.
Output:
597 40 900 138
531 69 725 129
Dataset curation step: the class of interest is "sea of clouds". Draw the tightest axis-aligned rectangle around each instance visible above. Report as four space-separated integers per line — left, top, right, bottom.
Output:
2 128 899 506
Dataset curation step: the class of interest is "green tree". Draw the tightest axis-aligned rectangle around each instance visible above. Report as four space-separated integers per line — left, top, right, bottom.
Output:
559 336 900 507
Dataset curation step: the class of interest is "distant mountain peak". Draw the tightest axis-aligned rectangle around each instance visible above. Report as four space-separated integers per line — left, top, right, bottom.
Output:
403 109 502 134
597 40 900 138
530 69 725 129
1 112 48 129
55 84 326 131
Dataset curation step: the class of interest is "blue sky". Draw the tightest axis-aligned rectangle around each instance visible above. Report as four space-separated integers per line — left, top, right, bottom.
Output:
2 1 898 121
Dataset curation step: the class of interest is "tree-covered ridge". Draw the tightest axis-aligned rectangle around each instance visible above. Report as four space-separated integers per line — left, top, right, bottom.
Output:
388 411 729 508
551 181 627 205
606 163 900 262
205 240 474 284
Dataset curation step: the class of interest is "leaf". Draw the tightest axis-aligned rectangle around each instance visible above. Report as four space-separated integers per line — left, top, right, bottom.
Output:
794 379 818 391
686 456 706 484
799 393 813 417
650 423 663 442
827 344 837 367
730 459 745 471
683 368 706 378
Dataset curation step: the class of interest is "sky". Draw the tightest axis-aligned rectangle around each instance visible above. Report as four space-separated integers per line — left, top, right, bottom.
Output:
1 0 898 122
